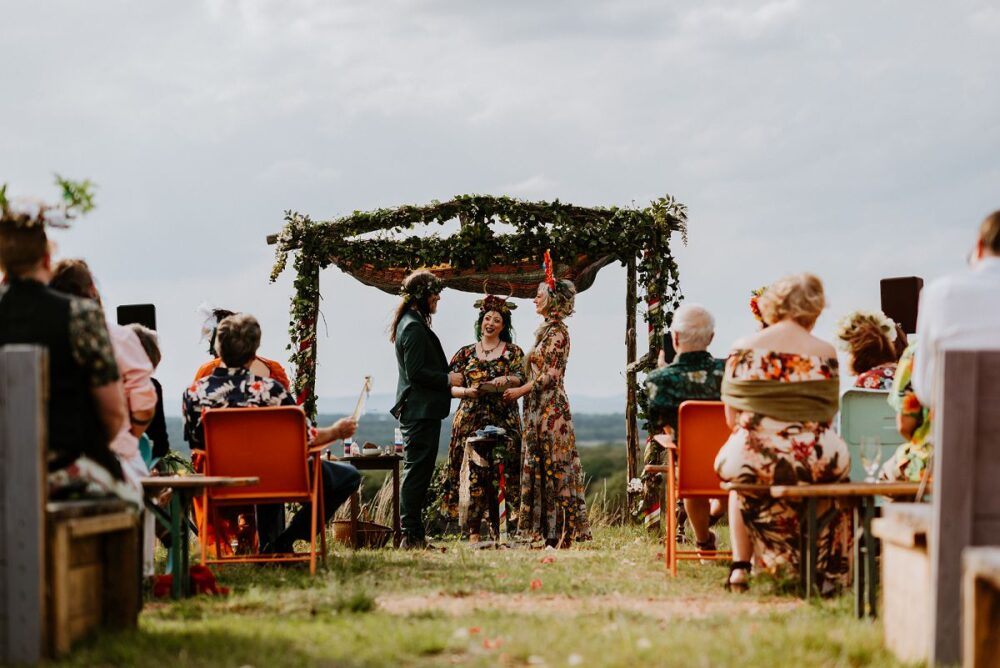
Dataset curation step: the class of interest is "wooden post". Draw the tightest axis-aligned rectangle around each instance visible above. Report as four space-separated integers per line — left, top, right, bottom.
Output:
0 345 46 664
625 257 639 511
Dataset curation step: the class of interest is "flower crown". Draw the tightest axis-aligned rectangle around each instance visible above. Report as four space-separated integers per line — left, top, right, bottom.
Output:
474 293 517 315
833 310 898 351
0 176 96 231
399 275 444 303
749 286 767 326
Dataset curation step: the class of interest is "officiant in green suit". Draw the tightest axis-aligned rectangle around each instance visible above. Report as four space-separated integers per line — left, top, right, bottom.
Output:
390 270 461 548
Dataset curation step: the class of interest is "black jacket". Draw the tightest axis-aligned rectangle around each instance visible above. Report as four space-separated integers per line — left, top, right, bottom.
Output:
391 310 451 421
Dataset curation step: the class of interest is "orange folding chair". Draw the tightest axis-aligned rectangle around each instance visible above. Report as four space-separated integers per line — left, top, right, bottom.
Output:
199 406 326 574
660 400 733 576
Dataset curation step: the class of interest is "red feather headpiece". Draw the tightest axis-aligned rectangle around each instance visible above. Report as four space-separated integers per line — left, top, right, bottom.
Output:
543 249 556 291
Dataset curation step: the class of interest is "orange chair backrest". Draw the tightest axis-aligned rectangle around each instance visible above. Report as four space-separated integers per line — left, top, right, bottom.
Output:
676 400 731 498
202 406 311 503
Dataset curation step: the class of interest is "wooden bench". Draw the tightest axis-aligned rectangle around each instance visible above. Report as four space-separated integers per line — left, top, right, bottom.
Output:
724 481 927 615
962 547 1000 668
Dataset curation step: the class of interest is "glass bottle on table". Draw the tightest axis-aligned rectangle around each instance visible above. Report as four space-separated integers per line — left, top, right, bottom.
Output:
394 426 404 455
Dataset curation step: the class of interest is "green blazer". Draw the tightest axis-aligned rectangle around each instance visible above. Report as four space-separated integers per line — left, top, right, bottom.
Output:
391 310 452 421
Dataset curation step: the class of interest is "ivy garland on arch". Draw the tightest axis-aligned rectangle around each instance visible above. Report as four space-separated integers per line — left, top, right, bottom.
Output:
268 194 687 507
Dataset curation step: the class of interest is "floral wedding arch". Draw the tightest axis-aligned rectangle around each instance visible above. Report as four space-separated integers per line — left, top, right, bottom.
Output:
267 194 687 502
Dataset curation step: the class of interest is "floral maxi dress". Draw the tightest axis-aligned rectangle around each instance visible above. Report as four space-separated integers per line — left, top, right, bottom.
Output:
440 343 525 535
518 320 592 545
714 349 851 589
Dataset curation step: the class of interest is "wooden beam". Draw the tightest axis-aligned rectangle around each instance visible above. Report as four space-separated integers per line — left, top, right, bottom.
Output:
266 234 279 246
625 257 639 512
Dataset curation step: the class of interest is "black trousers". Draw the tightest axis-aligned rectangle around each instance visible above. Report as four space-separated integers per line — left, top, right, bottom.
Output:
400 418 442 539
257 460 361 550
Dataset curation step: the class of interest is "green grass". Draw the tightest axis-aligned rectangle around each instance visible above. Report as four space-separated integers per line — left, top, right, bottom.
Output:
55 526 909 667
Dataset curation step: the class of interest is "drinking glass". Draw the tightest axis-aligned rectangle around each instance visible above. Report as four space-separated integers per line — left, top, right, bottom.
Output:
859 437 882 483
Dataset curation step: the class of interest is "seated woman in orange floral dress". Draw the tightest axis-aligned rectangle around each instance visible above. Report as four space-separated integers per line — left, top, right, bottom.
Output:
440 294 525 540
833 309 907 390
715 273 851 592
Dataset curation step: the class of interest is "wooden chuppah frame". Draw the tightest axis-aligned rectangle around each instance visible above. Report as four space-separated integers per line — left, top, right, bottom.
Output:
267 194 687 512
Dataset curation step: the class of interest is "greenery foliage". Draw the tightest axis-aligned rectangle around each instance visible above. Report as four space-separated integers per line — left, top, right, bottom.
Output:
269 194 687 417
0 175 96 227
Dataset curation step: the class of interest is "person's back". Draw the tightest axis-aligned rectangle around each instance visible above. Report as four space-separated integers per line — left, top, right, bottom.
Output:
0 277 119 474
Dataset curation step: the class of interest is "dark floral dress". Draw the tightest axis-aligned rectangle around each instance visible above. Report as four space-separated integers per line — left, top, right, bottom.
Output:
518 320 592 545
440 343 525 535
714 349 851 589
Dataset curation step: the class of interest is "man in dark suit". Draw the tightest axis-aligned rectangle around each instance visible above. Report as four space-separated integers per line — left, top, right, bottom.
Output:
390 270 461 548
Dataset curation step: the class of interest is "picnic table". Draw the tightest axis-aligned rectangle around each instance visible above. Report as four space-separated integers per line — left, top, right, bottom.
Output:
141 475 259 598
340 454 402 548
724 481 930 616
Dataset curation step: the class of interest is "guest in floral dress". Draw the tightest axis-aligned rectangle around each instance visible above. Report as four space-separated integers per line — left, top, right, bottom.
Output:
883 343 932 481
715 273 850 592
833 309 907 390
505 278 591 547
441 294 525 539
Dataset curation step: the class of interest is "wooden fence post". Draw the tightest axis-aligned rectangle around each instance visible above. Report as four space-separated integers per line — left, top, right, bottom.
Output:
0 345 47 664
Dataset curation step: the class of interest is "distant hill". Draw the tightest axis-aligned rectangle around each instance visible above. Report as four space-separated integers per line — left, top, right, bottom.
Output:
314 392 628 416
165 411 636 456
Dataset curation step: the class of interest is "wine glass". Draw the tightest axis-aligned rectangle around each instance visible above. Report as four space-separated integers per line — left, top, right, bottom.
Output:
859 437 882 483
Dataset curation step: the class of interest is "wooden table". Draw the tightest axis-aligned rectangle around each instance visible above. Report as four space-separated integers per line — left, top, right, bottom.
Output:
724 481 929 616
141 475 259 598
340 454 402 548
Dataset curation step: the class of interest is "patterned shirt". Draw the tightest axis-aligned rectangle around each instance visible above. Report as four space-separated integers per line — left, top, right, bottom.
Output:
644 351 725 435
182 366 313 450
855 362 897 391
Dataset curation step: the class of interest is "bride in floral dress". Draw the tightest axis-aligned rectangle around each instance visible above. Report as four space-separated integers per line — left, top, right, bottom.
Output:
440 295 525 539
505 277 591 547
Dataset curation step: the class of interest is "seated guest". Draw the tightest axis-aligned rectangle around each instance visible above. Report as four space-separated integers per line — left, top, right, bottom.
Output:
883 342 932 481
194 307 290 390
642 304 725 550
714 273 850 592
50 259 160 574
913 209 1000 406
183 313 361 554
127 323 171 460
833 309 907 390
0 216 137 503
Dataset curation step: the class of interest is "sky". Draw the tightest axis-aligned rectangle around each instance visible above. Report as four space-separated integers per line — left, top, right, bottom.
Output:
3 0 999 415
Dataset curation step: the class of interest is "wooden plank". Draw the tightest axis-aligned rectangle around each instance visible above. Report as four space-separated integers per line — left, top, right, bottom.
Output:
102 522 140 629
0 346 46 664
139 475 259 490
770 482 925 499
963 547 1000 668
872 517 927 549
931 350 983 666
67 513 137 539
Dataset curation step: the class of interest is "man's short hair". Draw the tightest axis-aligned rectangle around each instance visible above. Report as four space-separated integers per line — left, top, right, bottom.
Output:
979 210 1000 256
214 314 261 368
0 224 48 276
671 303 715 350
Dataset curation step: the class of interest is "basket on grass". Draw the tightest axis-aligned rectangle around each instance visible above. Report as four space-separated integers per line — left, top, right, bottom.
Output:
331 520 392 549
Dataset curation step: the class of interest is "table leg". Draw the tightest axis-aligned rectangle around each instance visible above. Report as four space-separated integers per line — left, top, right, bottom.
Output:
169 492 183 599
179 492 192 598
854 504 865 618
863 499 878 618
350 490 361 549
805 498 818 598
392 459 401 548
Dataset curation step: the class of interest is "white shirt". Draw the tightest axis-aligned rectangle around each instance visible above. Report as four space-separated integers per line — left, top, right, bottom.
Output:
912 256 1000 406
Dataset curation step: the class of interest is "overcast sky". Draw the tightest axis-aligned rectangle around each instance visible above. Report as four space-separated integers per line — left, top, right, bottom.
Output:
4 0 999 415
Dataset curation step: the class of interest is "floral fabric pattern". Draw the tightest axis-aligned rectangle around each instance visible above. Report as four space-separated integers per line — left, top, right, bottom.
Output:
440 343 525 535
715 349 851 589
68 298 119 387
854 362 897 391
518 320 592 544
884 344 932 481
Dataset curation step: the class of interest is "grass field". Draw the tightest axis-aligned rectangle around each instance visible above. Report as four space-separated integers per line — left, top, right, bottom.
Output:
57 525 907 668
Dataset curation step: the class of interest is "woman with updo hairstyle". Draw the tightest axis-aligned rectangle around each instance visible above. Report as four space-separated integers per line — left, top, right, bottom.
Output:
714 272 851 592
834 310 907 390
440 293 525 541
504 271 591 547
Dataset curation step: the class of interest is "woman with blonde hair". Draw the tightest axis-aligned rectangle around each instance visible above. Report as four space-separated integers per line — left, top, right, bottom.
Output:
505 263 591 547
714 273 850 591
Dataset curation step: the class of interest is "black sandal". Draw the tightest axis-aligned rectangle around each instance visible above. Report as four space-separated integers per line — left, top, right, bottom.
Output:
725 561 752 593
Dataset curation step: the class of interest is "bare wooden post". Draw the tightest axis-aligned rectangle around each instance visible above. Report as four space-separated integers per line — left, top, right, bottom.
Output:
625 257 639 511
0 345 47 664
931 350 1000 666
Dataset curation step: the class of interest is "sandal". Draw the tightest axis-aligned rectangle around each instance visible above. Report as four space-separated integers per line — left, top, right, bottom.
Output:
725 561 752 593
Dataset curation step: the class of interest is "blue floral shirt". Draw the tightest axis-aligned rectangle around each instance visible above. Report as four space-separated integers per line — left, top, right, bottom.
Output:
182 366 312 450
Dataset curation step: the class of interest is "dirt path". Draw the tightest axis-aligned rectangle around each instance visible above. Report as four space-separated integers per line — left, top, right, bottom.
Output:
378 591 802 621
